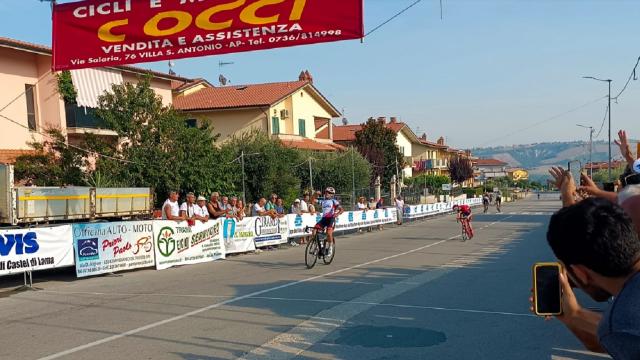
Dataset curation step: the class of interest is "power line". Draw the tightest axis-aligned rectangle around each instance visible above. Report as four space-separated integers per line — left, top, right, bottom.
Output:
612 56 640 102
594 103 609 139
0 70 51 114
365 0 424 38
477 96 607 147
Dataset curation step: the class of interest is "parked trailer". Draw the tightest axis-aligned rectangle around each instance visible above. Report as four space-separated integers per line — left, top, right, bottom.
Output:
0 164 152 225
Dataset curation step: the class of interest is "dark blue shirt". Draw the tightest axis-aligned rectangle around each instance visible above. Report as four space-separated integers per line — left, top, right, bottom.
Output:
598 272 640 360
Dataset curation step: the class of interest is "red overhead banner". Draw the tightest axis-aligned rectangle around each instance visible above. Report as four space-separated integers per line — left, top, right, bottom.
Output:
52 0 364 71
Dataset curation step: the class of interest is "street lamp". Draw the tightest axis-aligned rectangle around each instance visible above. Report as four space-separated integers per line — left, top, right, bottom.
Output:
582 76 612 181
576 124 595 177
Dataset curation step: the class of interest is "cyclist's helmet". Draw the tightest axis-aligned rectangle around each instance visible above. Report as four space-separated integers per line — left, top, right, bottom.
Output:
325 187 336 194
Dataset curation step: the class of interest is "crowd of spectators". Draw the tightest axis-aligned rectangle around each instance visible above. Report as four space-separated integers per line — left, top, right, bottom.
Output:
538 129 640 359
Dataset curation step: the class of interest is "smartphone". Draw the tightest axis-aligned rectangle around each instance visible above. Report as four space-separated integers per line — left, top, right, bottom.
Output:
567 161 581 187
533 262 563 316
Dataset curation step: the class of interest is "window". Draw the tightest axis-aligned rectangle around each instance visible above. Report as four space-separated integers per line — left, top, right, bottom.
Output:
399 146 405 155
271 117 280 134
298 119 306 137
25 84 36 131
185 119 197 128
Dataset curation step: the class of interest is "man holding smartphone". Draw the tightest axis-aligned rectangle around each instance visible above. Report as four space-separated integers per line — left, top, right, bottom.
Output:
543 198 640 358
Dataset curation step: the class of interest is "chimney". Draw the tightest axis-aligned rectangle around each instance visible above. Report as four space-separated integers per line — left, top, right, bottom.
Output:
421 133 427 140
437 136 445 146
304 70 313 84
390 117 398 124
377 116 386 124
298 71 306 81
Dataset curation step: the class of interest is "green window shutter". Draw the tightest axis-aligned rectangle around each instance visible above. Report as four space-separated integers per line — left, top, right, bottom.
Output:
298 119 306 137
272 117 280 134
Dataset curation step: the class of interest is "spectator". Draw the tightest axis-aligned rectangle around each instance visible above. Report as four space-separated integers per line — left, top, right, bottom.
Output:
308 194 317 214
368 197 377 210
179 192 197 225
290 199 302 215
227 196 239 218
236 200 246 220
618 185 640 235
220 196 232 217
376 198 384 209
542 198 640 358
195 196 209 223
356 196 367 211
162 191 184 221
207 192 224 219
300 194 310 213
253 197 275 218
265 193 277 212
395 196 405 225
275 198 286 217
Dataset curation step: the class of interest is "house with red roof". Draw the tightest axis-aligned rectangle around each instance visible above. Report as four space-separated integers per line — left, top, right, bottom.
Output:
173 71 345 152
473 158 509 180
0 36 190 164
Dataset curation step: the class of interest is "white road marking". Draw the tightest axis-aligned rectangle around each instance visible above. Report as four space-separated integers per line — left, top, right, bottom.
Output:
248 296 536 318
39 290 232 299
37 236 457 360
38 215 517 360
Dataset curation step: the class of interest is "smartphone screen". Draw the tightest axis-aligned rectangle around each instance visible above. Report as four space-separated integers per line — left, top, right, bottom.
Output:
535 264 562 315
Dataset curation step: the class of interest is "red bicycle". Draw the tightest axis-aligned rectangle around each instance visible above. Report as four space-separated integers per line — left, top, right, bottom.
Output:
459 215 474 241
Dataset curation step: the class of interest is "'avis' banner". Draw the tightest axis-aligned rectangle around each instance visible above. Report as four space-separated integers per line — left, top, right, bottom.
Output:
52 0 364 71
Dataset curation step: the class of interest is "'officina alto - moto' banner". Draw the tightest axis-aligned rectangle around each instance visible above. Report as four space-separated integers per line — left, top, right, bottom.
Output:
72 221 155 277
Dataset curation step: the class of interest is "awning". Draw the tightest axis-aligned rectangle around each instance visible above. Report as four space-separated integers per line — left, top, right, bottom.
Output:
70 68 123 108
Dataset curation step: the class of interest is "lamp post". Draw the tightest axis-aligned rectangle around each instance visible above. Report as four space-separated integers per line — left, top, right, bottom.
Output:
239 151 260 205
582 76 612 181
576 124 595 177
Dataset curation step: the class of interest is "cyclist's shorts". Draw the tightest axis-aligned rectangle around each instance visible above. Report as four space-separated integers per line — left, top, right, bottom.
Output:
496 197 502 203
315 217 336 230
461 211 471 218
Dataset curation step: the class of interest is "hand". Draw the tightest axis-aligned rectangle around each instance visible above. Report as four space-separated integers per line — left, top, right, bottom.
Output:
560 171 578 206
578 173 599 197
529 288 553 321
614 130 635 166
549 167 566 189
556 269 582 323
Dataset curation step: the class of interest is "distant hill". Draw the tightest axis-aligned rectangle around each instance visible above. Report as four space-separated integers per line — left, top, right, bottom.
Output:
472 140 638 181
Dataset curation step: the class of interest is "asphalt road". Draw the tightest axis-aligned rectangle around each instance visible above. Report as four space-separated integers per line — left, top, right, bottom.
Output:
0 197 610 360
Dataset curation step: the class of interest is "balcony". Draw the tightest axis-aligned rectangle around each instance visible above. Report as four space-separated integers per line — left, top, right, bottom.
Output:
65 103 117 136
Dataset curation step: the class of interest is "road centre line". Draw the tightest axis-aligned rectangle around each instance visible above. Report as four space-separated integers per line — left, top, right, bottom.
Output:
38 215 516 360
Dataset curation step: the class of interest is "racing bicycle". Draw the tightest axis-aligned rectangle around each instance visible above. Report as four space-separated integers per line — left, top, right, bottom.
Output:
304 226 335 269
459 215 474 241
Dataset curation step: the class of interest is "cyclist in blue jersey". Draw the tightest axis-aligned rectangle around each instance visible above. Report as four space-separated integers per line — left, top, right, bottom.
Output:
314 187 344 257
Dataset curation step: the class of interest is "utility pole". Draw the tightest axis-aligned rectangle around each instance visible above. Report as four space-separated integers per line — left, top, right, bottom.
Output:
395 156 400 196
239 151 260 205
577 124 595 178
351 147 356 209
582 76 613 181
308 157 314 192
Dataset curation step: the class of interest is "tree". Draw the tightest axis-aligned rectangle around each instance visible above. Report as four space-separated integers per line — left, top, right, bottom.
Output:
90 77 234 204
404 173 450 195
354 118 404 187
295 148 372 198
592 167 625 184
14 128 87 186
222 130 303 204
448 156 474 187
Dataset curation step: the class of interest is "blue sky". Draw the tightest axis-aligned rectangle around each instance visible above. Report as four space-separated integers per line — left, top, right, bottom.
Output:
1 0 639 148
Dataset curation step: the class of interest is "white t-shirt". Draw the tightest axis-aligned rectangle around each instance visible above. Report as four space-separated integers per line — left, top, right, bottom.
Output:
194 205 208 218
356 202 367 210
180 202 196 218
162 199 180 219
299 200 309 212
395 199 405 210
253 203 266 216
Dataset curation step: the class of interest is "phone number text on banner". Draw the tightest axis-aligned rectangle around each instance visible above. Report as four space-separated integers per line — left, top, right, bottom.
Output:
73 221 155 277
153 220 225 270
52 0 364 70
0 225 74 276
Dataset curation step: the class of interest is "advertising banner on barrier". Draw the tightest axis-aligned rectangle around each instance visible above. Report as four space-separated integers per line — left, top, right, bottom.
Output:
52 0 365 71
253 216 289 247
287 209 397 237
286 213 317 238
221 217 256 254
0 225 74 276
72 221 155 278
153 220 224 270
403 198 482 219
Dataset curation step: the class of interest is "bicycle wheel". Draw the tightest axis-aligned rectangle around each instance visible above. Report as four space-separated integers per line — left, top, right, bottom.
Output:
461 223 468 241
305 236 319 269
323 239 335 265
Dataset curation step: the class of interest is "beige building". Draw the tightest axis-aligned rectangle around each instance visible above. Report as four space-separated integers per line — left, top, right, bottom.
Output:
173 71 345 152
0 36 189 163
